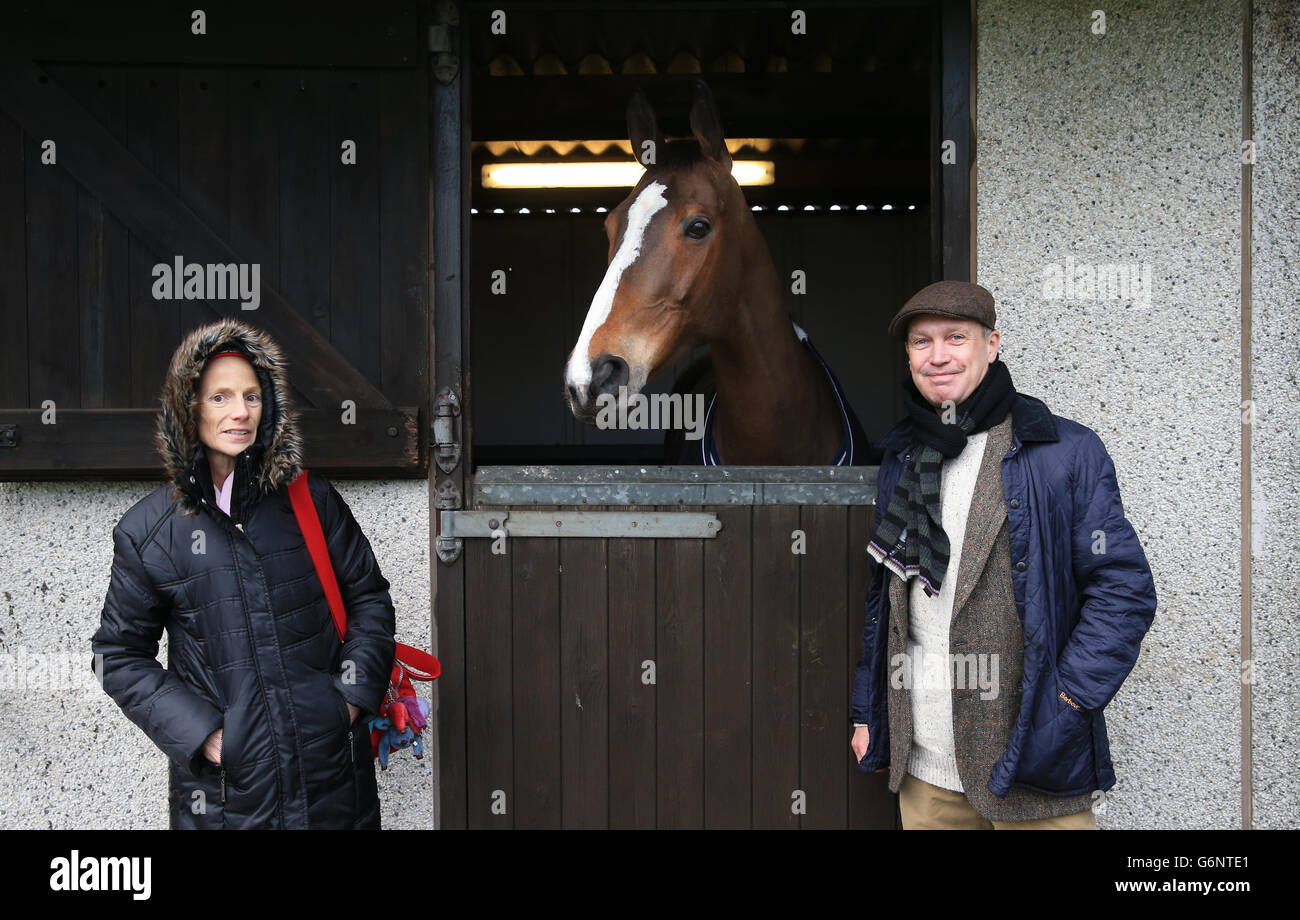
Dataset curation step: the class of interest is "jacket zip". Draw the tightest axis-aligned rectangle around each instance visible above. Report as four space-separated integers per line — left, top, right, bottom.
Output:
215 512 290 828
198 491 238 817
348 726 359 826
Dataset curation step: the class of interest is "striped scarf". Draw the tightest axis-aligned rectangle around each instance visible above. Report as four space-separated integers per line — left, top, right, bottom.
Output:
868 358 1016 597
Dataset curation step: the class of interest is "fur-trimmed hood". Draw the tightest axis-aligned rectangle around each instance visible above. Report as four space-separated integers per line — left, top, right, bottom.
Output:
156 319 304 516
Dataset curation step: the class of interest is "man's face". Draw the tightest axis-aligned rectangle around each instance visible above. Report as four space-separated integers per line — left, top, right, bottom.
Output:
197 356 263 464
904 315 1000 409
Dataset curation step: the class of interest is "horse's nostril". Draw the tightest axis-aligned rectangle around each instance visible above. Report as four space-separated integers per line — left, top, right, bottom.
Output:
591 354 629 395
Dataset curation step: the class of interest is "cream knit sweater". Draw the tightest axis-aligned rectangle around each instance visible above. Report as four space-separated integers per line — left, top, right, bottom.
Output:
905 430 989 792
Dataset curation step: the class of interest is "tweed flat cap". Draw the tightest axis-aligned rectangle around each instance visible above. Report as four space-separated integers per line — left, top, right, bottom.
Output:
888 280 996 339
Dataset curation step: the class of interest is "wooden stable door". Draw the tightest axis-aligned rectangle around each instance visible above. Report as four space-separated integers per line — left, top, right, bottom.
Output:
437 468 898 829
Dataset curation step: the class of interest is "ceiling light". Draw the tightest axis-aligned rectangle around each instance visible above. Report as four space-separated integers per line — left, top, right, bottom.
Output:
482 160 775 189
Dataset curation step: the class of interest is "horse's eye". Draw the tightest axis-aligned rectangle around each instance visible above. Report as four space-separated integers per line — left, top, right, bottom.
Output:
685 218 711 240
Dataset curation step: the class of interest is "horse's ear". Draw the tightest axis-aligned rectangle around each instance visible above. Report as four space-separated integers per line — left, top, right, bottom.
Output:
689 78 732 173
627 88 663 168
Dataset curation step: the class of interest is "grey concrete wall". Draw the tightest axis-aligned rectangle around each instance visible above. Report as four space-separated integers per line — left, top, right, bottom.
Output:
1248 0 1299 830
975 0 1294 828
0 478 432 829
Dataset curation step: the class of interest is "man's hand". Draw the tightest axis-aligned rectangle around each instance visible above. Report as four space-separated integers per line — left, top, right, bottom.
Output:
203 728 222 765
347 702 360 725
850 725 870 763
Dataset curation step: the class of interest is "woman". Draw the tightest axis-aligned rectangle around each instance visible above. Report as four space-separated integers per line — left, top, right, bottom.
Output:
91 318 396 829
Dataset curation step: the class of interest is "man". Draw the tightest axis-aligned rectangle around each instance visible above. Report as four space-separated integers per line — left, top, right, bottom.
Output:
849 280 1156 829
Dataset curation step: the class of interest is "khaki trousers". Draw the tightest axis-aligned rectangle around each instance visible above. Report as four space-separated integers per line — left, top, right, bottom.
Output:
899 772 1098 830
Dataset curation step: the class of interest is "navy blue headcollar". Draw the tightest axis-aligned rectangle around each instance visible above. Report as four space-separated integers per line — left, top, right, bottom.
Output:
701 320 859 466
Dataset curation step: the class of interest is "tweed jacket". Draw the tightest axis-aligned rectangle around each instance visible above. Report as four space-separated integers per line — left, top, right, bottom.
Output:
885 413 1096 821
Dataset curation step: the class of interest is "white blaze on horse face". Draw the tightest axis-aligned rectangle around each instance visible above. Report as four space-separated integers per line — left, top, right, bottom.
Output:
566 180 669 391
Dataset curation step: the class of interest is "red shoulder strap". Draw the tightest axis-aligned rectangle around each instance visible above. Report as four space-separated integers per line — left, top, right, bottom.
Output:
288 470 348 642
395 643 441 680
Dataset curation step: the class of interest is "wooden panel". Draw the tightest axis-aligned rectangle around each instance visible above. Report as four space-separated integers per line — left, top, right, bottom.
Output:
606 503 658 828
179 68 231 335
703 504 752 827
0 408 419 477
280 72 332 342
3 1 419 68
463 522 513 828
330 72 381 386
559 505 610 827
798 503 851 828
431 48 467 827
453 495 898 828
229 71 281 290
939 0 972 281
378 67 429 405
51 65 132 409
25 120 80 409
0 110 27 406
125 68 180 406
431 531 466 829
0 59 392 410
751 503 801 828
511 504 562 828
655 504 705 827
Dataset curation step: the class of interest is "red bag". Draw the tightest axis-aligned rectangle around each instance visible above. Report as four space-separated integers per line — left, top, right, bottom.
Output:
288 470 439 765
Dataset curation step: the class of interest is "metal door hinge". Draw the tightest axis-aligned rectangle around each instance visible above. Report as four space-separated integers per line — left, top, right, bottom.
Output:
432 386 461 473
430 1 460 84
434 478 463 564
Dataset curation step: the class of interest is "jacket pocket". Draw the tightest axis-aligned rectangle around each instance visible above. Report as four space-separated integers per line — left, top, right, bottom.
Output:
332 684 353 734
220 705 245 789
337 692 364 828
1013 685 1096 793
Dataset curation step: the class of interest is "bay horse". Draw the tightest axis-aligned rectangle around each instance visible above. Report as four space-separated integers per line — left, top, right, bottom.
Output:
563 79 871 466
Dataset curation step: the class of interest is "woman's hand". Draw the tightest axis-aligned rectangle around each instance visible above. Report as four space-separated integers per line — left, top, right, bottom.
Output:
203 728 223 765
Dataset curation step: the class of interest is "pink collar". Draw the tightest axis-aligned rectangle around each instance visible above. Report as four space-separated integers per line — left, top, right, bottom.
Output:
215 470 235 516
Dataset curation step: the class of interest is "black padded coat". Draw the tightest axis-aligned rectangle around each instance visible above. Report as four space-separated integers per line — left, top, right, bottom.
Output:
90 319 396 829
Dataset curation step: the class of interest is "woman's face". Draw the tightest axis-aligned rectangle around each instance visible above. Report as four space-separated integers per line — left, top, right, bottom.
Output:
197 356 263 465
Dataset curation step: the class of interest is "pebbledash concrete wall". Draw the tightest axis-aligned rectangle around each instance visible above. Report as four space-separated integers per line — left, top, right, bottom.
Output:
0 479 433 830
977 0 1297 828
1246 0 1299 830
1 0 1294 831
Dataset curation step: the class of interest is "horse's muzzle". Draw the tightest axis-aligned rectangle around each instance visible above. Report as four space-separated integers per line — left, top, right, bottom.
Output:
566 353 630 422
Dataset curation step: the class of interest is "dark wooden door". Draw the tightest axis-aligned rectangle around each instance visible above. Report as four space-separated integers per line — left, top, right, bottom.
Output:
441 469 897 829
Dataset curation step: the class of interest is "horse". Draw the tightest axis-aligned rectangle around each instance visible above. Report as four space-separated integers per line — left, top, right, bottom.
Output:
563 79 872 466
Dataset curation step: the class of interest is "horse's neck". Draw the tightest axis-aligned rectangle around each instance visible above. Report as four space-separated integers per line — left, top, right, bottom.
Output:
707 226 843 465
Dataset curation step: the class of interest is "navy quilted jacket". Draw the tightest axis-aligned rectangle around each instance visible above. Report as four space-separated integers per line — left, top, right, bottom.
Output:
851 393 1157 797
